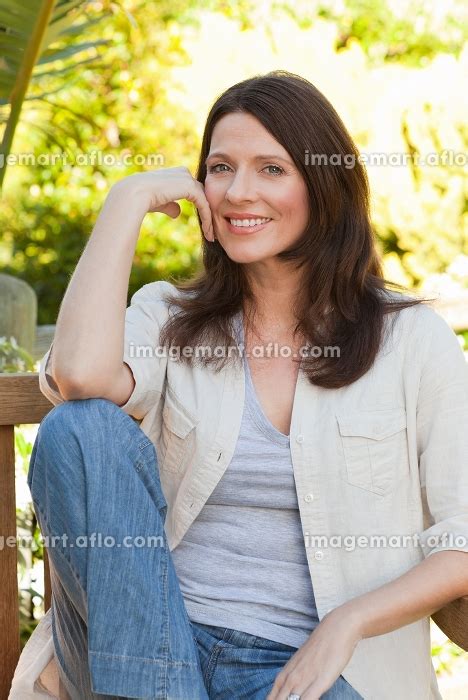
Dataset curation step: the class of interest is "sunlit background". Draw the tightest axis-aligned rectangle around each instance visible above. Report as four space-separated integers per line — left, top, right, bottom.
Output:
1 1 467 696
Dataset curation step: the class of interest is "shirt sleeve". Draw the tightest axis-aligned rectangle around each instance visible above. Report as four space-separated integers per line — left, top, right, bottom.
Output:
416 307 468 559
119 281 170 420
37 281 172 421
38 345 65 406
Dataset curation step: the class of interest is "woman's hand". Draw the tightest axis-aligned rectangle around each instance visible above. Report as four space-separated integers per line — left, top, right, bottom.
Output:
110 166 215 242
266 608 363 700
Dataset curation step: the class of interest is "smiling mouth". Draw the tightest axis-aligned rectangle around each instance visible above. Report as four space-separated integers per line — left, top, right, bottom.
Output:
222 218 273 236
223 217 273 236
225 216 272 227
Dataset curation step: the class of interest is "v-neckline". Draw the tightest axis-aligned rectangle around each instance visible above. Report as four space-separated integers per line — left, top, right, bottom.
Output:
234 310 298 440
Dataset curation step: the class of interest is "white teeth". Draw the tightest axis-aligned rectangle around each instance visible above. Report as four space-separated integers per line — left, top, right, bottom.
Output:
229 217 271 227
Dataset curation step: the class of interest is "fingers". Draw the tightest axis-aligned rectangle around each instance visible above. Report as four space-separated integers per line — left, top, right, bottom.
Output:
157 201 181 219
127 166 216 242
189 181 215 242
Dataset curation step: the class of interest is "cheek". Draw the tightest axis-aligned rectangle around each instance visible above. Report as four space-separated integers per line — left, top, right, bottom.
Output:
203 178 223 207
274 181 308 214
276 198 305 223
286 188 309 225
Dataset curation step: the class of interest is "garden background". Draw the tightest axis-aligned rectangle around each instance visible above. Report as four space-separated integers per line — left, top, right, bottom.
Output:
1 0 467 696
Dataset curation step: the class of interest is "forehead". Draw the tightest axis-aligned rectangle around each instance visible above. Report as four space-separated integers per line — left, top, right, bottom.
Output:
208 112 289 159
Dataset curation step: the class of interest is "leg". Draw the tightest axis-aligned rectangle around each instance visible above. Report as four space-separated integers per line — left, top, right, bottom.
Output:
189 622 364 699
189 622 297 699
28 398 208 700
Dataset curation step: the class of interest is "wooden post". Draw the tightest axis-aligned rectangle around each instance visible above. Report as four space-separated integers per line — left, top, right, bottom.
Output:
0 424 21 700
0 374 53 696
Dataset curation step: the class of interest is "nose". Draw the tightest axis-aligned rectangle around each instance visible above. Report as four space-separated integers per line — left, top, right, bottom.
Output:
225 168 256 204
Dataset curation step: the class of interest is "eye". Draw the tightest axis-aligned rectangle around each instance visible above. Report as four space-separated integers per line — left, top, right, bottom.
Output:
207 163 231 173
264 164 284 176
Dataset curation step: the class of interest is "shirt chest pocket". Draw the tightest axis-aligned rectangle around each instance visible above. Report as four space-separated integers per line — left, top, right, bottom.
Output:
336 409 409 496
160 392 198 474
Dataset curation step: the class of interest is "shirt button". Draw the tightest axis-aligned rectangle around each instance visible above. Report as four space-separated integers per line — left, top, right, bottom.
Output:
314 551 324 561
296 434 305 443
304 493 314 503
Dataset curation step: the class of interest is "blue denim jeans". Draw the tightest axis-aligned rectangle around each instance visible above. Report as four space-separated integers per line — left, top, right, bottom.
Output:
28 398 363 700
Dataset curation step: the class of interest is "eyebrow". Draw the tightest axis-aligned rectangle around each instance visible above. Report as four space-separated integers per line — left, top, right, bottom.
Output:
205 151 294 165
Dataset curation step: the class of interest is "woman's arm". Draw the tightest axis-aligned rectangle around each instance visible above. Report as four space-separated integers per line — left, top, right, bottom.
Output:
49 187 146 404
50 168 214 405
335 549 468 640
267 551 468 700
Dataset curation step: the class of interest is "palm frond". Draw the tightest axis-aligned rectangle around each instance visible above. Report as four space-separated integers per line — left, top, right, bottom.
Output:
0 0 108 188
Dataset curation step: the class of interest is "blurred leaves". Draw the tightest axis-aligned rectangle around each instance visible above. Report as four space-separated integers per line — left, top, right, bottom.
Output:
1 1 467 322
0 0 210 321
285 0 467 66
0 335 36 372
0 0 111 187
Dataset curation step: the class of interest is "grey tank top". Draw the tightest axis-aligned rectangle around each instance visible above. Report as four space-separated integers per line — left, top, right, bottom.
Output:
170 312 320 648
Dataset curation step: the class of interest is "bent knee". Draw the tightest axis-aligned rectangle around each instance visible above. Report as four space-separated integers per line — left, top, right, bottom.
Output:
39 398 125 440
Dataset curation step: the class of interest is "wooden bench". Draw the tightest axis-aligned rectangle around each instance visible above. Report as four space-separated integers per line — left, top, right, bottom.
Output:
1 372 468 697
0 373 53 699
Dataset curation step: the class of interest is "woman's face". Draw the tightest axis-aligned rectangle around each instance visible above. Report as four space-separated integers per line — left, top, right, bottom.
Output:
204 112 309 265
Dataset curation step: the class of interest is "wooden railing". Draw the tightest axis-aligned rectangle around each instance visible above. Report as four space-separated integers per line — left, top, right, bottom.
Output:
1 370 468 697
0 373 53 699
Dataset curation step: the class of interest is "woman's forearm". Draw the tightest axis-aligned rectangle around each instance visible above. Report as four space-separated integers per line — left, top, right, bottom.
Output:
51 185 148 393
49 166 214 398
335 549 468 640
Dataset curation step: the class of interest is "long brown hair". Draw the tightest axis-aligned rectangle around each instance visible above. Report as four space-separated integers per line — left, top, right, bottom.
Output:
160 70 431 388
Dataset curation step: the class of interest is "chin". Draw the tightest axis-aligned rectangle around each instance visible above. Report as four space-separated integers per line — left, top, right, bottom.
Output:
219 240 276 264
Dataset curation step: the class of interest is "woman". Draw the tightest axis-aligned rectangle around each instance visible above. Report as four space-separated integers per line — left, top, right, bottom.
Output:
25 71 468 700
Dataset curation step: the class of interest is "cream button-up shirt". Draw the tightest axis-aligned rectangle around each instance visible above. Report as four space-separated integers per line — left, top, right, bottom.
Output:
9 281 468 700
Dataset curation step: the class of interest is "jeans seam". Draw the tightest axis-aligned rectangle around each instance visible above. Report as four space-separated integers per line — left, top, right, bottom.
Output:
160 535 169 699
34 502 84 587
203 629 236 694
139 438 154 450
135 441 157 470
88 650 199 666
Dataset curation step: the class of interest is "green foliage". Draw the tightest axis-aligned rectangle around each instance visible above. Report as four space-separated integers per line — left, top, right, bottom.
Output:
0 190 203 323
0 0 110 187
431 631 467 675
15 425 44 648
17 501 44 648
458 330 468 350
0 335 36 372
1 0 467 319
0 0 208 322
289 0 467 66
